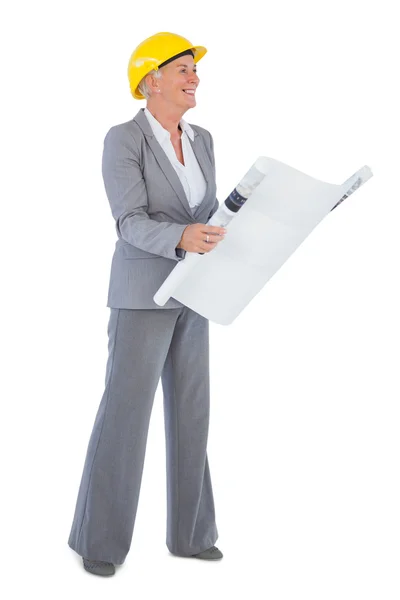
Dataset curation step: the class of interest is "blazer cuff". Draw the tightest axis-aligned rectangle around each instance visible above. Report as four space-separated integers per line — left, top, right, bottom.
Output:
175 247 187 260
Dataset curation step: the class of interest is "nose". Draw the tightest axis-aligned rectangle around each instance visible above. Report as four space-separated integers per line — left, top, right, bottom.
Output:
189 70 199 85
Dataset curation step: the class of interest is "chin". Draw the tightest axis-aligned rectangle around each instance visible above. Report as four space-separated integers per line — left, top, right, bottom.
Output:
179 101 195 112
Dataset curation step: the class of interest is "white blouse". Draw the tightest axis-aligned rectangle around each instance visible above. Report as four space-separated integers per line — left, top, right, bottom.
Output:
144 107 207 213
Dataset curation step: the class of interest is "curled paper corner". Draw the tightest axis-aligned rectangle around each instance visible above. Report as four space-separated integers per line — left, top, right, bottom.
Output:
331 165 373 211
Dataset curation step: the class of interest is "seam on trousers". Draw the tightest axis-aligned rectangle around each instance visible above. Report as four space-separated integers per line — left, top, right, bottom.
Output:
170 339 181 554
76 308 121 548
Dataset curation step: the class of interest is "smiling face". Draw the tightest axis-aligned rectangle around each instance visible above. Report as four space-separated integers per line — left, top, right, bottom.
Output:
147 54 200 111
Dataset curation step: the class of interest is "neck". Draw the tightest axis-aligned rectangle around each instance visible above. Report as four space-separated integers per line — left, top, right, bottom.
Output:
145 102 185 136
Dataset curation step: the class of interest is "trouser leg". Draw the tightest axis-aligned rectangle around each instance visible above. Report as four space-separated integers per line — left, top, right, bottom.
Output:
161 306 218 556
68 307 180 564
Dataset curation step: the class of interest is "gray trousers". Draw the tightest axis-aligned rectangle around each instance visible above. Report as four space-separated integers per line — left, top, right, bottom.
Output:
68 307 218 565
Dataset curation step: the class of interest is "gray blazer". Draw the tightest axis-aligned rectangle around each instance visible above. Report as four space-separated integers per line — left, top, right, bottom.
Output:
102 107 219 309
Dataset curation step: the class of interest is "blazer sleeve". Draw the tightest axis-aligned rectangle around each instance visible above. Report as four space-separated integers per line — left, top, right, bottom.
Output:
102 126 188 261
207 131 220 221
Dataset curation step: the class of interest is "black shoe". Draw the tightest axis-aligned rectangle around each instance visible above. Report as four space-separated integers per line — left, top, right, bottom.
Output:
191 546 223 560
82 557 116 576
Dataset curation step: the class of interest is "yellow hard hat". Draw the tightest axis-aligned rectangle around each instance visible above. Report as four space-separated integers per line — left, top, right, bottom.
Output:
127 32 207 100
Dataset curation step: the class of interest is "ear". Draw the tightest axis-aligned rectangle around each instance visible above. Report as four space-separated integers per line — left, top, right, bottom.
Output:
146 71 162 95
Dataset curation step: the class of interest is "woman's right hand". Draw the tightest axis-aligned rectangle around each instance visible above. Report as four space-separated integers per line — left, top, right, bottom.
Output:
177 224 227 253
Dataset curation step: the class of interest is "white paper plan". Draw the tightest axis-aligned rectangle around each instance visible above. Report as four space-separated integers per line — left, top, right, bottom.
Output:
153 157 373 325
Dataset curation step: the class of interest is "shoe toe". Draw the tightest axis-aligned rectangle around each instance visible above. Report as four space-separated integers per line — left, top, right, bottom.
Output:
192 546 223 560
82 558 115 576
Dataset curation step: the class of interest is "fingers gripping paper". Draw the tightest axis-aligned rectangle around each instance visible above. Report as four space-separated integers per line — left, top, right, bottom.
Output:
153 157 373 325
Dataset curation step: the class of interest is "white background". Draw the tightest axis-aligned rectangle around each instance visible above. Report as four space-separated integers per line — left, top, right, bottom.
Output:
1 0 399 598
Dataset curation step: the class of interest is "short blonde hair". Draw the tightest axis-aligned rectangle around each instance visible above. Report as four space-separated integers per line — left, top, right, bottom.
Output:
138 69 163 99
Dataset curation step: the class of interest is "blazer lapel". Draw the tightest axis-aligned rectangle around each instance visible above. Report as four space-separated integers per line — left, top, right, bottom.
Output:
188 134 211 219
133 108 211 221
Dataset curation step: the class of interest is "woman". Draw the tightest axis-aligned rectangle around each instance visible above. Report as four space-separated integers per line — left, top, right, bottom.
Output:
67 32 226 577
